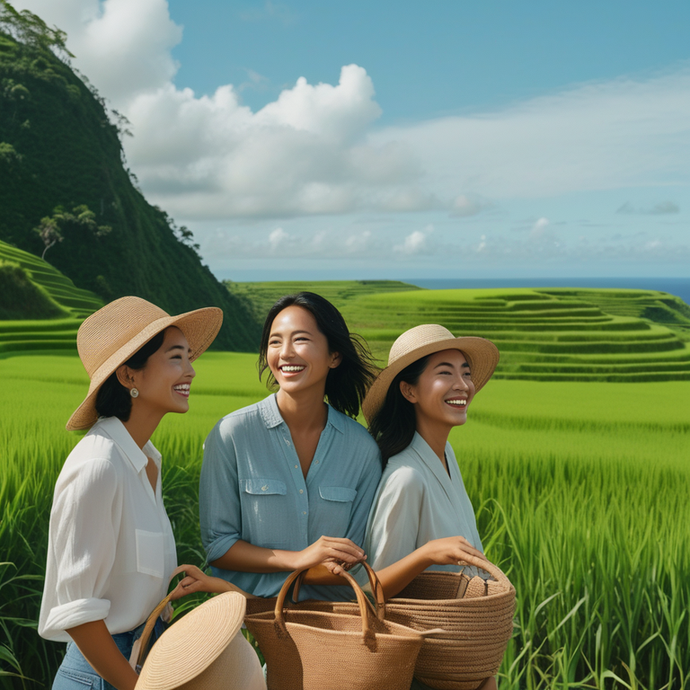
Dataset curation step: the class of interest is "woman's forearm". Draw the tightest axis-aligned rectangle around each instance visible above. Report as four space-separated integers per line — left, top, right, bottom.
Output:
374 546 434 600
210 539 300 573
66 620 139 690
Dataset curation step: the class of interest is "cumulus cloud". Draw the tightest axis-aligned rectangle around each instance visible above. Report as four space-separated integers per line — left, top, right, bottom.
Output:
616 201 680 215
394 224 434 256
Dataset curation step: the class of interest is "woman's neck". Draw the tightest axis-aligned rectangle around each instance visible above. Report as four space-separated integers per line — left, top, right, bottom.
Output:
276 388 328 432
414 416 452 467
122 406 163 450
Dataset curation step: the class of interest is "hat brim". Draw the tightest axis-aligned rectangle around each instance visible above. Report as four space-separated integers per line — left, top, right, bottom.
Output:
66 306 223 431
362 336 499 424
136 591 247 689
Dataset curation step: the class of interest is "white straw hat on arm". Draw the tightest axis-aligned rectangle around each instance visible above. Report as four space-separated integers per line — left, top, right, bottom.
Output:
136 592 266 690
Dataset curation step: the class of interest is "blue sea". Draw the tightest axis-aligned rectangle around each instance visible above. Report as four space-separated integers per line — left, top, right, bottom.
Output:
408 277 690 306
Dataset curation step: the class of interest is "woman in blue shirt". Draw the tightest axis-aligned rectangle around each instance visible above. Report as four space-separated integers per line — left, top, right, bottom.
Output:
199 292 381 600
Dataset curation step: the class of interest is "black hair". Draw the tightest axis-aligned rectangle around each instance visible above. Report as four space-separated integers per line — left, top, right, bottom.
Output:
368 355 430 468
95 330 167 422
258 292 377 419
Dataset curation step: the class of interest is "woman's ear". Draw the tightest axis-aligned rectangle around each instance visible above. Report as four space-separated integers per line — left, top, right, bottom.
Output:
399 380 417 404
329 351 342 369
116 364 134 390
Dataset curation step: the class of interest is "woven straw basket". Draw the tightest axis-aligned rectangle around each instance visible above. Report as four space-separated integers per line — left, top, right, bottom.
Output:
386 555 516 690
245 565 428 690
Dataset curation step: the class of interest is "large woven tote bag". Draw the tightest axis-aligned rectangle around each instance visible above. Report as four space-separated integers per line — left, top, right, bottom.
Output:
385 554 516 690
245 566 427 690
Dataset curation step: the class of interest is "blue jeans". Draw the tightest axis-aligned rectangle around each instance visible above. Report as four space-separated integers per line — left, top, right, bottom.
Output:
52 618 166 690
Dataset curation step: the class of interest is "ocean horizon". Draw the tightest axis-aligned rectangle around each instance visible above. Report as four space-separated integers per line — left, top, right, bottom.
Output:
408 277 690 306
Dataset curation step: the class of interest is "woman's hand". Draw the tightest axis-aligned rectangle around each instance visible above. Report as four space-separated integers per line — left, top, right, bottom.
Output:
420 536 487 567
169 564 237 600
291 536 366 572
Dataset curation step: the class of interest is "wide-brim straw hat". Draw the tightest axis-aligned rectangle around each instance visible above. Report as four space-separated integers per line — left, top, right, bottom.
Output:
66 296 223 431
362 324 500 424
136 592 266 690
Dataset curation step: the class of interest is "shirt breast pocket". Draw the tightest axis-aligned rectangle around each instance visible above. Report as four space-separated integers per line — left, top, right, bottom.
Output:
318 486 358 537
135 529 165 579
241 478 288 548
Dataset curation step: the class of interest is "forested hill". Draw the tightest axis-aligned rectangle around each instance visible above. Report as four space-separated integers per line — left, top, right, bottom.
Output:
0 5 260 351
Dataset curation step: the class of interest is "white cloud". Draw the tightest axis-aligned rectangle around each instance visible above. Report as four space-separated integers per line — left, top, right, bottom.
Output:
394 224 434 256
450 194 493 217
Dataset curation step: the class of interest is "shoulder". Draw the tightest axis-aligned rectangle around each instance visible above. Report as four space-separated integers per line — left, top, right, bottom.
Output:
208 399 267 439
329 407 377 448
57 434 122 494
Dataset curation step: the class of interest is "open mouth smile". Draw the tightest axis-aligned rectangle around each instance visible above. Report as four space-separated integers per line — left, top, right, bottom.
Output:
445 398 467 408
173 383 190 398
280 365 306 374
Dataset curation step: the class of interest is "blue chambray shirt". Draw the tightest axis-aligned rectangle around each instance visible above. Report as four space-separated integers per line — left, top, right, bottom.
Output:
199 394 382 601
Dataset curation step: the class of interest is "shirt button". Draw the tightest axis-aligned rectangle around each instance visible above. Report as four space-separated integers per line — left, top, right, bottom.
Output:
294 465 298 469
261 485 268 491
303 511 307 515
299 489 304 494
315 461 319 464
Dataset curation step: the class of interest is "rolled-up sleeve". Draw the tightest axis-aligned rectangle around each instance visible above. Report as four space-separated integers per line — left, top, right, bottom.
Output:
40 458 119 639
200 420 242 565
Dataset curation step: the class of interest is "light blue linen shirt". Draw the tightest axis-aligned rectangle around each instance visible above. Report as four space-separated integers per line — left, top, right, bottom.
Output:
200 394 382 601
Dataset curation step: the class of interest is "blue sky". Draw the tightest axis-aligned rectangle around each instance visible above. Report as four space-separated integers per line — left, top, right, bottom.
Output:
15 0 690 281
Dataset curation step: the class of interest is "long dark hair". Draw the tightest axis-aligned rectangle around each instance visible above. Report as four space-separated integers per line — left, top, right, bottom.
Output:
258 292 377 418
369 355 430 467
95 330 167 422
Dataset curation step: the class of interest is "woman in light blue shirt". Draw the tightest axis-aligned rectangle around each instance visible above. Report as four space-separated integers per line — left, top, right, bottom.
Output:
199 292 381 601
362 324 500 690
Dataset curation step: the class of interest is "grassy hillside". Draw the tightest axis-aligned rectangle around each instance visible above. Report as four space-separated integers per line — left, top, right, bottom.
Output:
0 15 260 351
232 281 690 382
0 239 102 356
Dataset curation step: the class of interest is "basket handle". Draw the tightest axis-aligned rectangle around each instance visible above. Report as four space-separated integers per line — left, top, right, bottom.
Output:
457 553 514 593
130 591 174 671
274 568 377 644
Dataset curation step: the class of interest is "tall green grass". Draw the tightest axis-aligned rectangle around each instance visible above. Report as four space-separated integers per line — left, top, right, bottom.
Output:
1 353 688 688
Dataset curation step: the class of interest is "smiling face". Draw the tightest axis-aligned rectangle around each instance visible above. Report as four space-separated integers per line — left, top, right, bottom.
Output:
400 349 475 433
124 327 196 417
266 305 341 399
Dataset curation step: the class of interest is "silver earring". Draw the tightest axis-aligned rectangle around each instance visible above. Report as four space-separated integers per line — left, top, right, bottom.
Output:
130 388 139 398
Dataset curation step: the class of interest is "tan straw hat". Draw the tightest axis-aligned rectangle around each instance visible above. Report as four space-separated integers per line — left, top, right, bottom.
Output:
136 592 266 690
66 296 223 431
362 324 499 423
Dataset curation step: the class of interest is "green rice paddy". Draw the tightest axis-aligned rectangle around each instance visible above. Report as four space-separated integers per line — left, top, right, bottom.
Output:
1 351 688 689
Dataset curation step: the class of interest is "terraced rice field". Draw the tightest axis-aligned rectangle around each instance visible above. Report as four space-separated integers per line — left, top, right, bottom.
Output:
340 287 690 382
230 282 690 382
0 241 102 357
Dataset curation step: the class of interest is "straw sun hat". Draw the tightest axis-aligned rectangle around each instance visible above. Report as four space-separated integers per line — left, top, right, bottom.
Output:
136 592 266 690
362 324 500 423
66 296 223 431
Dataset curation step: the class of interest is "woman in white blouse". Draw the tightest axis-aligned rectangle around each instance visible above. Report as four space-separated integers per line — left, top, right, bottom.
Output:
362 325 500 690
39 296 224 690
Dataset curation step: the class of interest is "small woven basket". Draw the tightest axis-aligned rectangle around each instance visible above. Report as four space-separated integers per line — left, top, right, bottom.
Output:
386 554 516 690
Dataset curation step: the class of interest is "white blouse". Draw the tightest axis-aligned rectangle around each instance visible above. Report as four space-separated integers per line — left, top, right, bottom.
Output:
364 432 483 573
39 417 177 642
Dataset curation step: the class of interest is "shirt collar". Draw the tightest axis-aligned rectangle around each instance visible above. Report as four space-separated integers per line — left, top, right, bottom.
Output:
93 416 160 473
259 393 345 434
409 431 453 488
